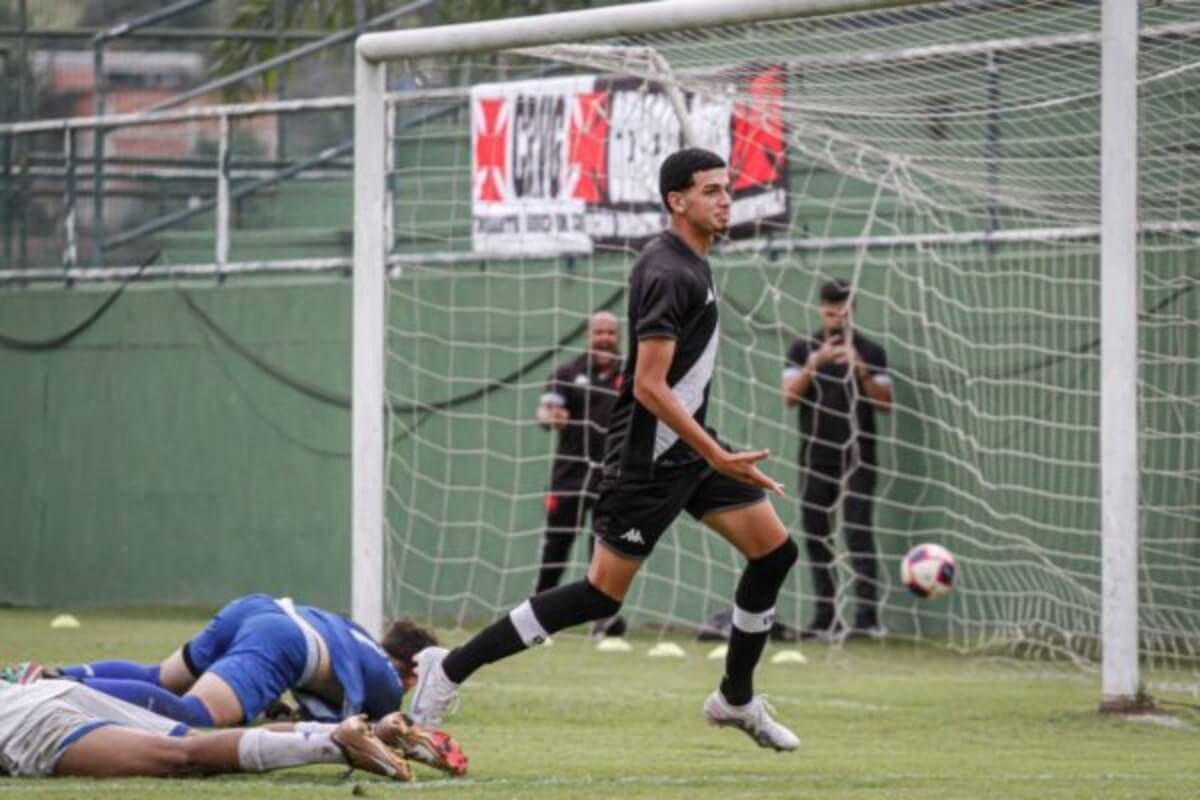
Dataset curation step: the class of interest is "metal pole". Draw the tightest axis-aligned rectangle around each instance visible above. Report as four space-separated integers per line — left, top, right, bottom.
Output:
352 52 387 635
1099 0 1141 712
385 101 396 254
15 0 27 122
274 0 288 174
1 46 11 268
14 0 27 268
63 128 78 268
1 129 9 268
216 115 231 271
17 141 28 270
0 27 330 43
359 0 934 62
99 0 214 38
985 50 1001 240
92 35 106 267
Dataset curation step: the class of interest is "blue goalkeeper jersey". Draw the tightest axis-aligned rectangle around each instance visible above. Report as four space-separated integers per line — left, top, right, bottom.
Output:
292 603 405 722
177 594 404 723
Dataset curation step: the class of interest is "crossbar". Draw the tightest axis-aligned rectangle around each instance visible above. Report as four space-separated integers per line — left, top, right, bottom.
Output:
357 0 936 62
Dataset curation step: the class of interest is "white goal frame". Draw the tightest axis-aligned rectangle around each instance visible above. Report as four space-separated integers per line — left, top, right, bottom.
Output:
353 0 1141 709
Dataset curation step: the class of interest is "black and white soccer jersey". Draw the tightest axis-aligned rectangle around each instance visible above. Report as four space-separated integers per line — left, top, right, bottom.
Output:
602 231 720 480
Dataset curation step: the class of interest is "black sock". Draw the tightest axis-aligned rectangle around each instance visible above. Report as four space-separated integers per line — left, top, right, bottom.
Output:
721 538 799 706
534 532 574 594
443 579 622 684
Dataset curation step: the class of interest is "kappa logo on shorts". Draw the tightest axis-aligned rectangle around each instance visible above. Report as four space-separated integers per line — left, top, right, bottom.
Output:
705 287 716 305
620 528 645 545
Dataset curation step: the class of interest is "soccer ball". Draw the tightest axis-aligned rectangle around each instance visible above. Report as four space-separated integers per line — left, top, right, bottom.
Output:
901 543 957 599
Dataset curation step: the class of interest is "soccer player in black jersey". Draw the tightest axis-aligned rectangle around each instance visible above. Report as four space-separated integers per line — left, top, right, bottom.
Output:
783 280 893 640
409 148 800 751
534 310 628 637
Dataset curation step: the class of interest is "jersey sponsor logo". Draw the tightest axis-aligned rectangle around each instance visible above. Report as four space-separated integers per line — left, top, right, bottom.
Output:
620 528 645 545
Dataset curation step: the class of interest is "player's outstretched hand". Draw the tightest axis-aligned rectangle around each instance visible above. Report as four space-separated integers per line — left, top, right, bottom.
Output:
711 449 785 496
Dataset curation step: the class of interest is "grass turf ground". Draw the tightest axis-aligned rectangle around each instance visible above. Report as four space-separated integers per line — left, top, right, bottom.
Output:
1 607 1198 799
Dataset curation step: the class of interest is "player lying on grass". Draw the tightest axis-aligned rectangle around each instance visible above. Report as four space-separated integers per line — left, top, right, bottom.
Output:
16 595 464 775
0 677 435 780
2 666 465 777
39 595 432 727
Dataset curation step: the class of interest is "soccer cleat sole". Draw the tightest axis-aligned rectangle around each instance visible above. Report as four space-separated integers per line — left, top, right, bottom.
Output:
333 716 414 781
374 712 468 777
401 727 469 776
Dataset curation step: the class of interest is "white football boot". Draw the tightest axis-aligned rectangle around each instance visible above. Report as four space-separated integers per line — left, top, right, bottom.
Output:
703 690 800 752
408 647 460 728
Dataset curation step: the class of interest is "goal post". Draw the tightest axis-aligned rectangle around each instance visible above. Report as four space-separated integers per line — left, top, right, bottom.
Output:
352 51 389 648
351 0 947 639
1099 0 1139 712
350 0 1178 710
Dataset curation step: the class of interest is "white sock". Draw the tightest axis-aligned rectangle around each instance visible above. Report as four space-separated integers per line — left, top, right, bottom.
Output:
236 728 343 772
294 721 338 736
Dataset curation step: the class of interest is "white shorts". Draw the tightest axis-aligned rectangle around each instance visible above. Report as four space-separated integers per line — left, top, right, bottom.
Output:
0 680 183 777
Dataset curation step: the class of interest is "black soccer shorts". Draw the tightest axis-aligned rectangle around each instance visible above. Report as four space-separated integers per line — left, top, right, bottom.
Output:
591 460 767 560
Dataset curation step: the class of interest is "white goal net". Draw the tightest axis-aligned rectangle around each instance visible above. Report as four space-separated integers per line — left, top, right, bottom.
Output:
360 0 1200 693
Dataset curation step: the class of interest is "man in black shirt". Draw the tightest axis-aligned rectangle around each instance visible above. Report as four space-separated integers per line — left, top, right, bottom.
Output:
409 148 801 752
783 279 893 639
534 310 626 637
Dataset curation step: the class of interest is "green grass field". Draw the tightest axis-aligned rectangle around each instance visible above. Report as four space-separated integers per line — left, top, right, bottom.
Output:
1 607 1198 799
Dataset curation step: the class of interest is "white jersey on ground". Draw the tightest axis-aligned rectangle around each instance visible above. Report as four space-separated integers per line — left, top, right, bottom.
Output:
0 679 180 777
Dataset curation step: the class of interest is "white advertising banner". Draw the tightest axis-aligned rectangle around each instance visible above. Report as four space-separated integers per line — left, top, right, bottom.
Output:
470 67 788 255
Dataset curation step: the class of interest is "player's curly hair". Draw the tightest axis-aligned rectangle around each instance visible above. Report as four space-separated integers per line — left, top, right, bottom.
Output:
381 618 439 670
659 147 726 211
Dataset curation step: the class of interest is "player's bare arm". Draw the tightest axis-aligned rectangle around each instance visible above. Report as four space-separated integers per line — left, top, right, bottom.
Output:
634 336 783 496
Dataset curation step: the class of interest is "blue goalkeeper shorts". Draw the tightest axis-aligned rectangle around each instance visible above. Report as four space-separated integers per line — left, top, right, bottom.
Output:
182 594 312 723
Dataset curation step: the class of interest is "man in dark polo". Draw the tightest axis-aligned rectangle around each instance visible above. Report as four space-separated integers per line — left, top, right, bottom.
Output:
534 310 626 637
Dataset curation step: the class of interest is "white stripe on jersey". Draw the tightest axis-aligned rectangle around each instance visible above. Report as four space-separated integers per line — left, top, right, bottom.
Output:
653 322 719 460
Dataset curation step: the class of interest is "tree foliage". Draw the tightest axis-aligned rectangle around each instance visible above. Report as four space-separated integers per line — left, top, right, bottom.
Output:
212 0 631 97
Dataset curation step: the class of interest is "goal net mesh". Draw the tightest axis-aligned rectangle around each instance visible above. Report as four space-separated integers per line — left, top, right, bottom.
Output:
379 0 1200 688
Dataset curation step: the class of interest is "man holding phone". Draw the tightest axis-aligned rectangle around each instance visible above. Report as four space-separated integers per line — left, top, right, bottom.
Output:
782 279 892 640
